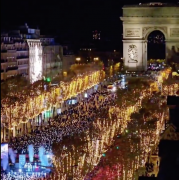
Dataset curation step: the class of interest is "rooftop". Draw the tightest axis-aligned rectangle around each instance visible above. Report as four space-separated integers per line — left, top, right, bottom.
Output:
40 35 55 38
123 3 179 8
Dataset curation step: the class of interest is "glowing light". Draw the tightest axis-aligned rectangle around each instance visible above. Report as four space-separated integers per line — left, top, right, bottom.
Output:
27 40 43 84
76 57 81 61
46 77 51 82
94 57 99 61
63 71 67 76
50 71 173 179
1 69 105 129
112 86 117 92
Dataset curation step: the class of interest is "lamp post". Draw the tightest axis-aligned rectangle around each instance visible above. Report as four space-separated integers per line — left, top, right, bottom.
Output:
94 57 99 62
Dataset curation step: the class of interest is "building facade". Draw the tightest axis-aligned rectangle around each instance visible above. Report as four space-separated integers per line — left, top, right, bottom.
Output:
62 55 76 72
1 24 40 81
42 45 63 79
1 24 63 82
61 45 76 72
120 3 179 71
1 31 29 80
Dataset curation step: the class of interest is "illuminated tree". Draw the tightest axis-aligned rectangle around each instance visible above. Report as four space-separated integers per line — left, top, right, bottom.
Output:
1 75 30 99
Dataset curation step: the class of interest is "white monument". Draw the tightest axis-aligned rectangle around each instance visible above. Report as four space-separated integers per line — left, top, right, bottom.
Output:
27 39 43 84
120 2 179 71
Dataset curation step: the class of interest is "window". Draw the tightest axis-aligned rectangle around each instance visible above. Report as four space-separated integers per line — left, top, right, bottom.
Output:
28 29 35 34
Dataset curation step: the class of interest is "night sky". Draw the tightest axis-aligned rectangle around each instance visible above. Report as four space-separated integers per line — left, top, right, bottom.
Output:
1 0 177 51
1 0 126 37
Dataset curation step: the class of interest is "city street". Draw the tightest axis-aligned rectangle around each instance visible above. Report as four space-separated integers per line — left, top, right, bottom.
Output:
2 68 177 180
1 0 179 179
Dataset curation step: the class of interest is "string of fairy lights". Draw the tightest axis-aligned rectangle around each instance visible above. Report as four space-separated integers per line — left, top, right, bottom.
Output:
1 70 105 130
51 68 178 180
115 107 165 179
1 68 177 180
52 105 165 180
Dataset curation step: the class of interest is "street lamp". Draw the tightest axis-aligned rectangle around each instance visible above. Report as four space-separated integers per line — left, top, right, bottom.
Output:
76 57 81 64
94 57 99 62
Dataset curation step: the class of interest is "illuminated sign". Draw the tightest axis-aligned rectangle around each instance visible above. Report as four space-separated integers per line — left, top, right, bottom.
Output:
19 154 26 168
1 143 8 160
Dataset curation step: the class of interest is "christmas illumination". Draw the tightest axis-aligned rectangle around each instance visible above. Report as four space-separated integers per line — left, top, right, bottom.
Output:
27 39 43 84
1 68 178 180
1 70 105 130
51 88 168 180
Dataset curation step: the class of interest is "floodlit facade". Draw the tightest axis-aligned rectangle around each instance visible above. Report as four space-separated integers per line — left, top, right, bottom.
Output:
120 3 179 71
1 24 63 82
27 39 43 84
1 24 40 81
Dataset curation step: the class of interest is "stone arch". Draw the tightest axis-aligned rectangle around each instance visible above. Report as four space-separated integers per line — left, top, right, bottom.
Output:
143 27 168 40
146 30 166 60
120 4 179 71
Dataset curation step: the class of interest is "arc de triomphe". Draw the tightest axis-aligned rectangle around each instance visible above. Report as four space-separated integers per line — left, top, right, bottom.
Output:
120 3 179 71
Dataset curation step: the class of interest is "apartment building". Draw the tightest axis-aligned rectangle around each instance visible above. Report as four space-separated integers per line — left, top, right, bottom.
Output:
1 23 40 81
1 32 28 80
42 45 63 79
1 24 63 82
62 45 76 72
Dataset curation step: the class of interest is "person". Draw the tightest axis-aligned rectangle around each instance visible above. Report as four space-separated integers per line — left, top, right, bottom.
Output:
9 89 115 157
5 88 118 180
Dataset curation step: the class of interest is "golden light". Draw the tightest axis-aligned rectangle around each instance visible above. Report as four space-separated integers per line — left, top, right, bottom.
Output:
1 69 105 130
51 72 170 179
63 71 67 76
1 66 176 179
76 57 81 61
114 63 120 69
1 67 174 179
94 57 99 61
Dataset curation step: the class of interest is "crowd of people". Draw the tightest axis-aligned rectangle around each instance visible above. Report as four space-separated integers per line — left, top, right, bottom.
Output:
9 89 116 155
1 87 117 179
2 72 164 180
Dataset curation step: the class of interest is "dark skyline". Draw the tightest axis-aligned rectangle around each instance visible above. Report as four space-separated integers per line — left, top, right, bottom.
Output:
1 0 125 37
1 0 178 49
1 1 175 34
